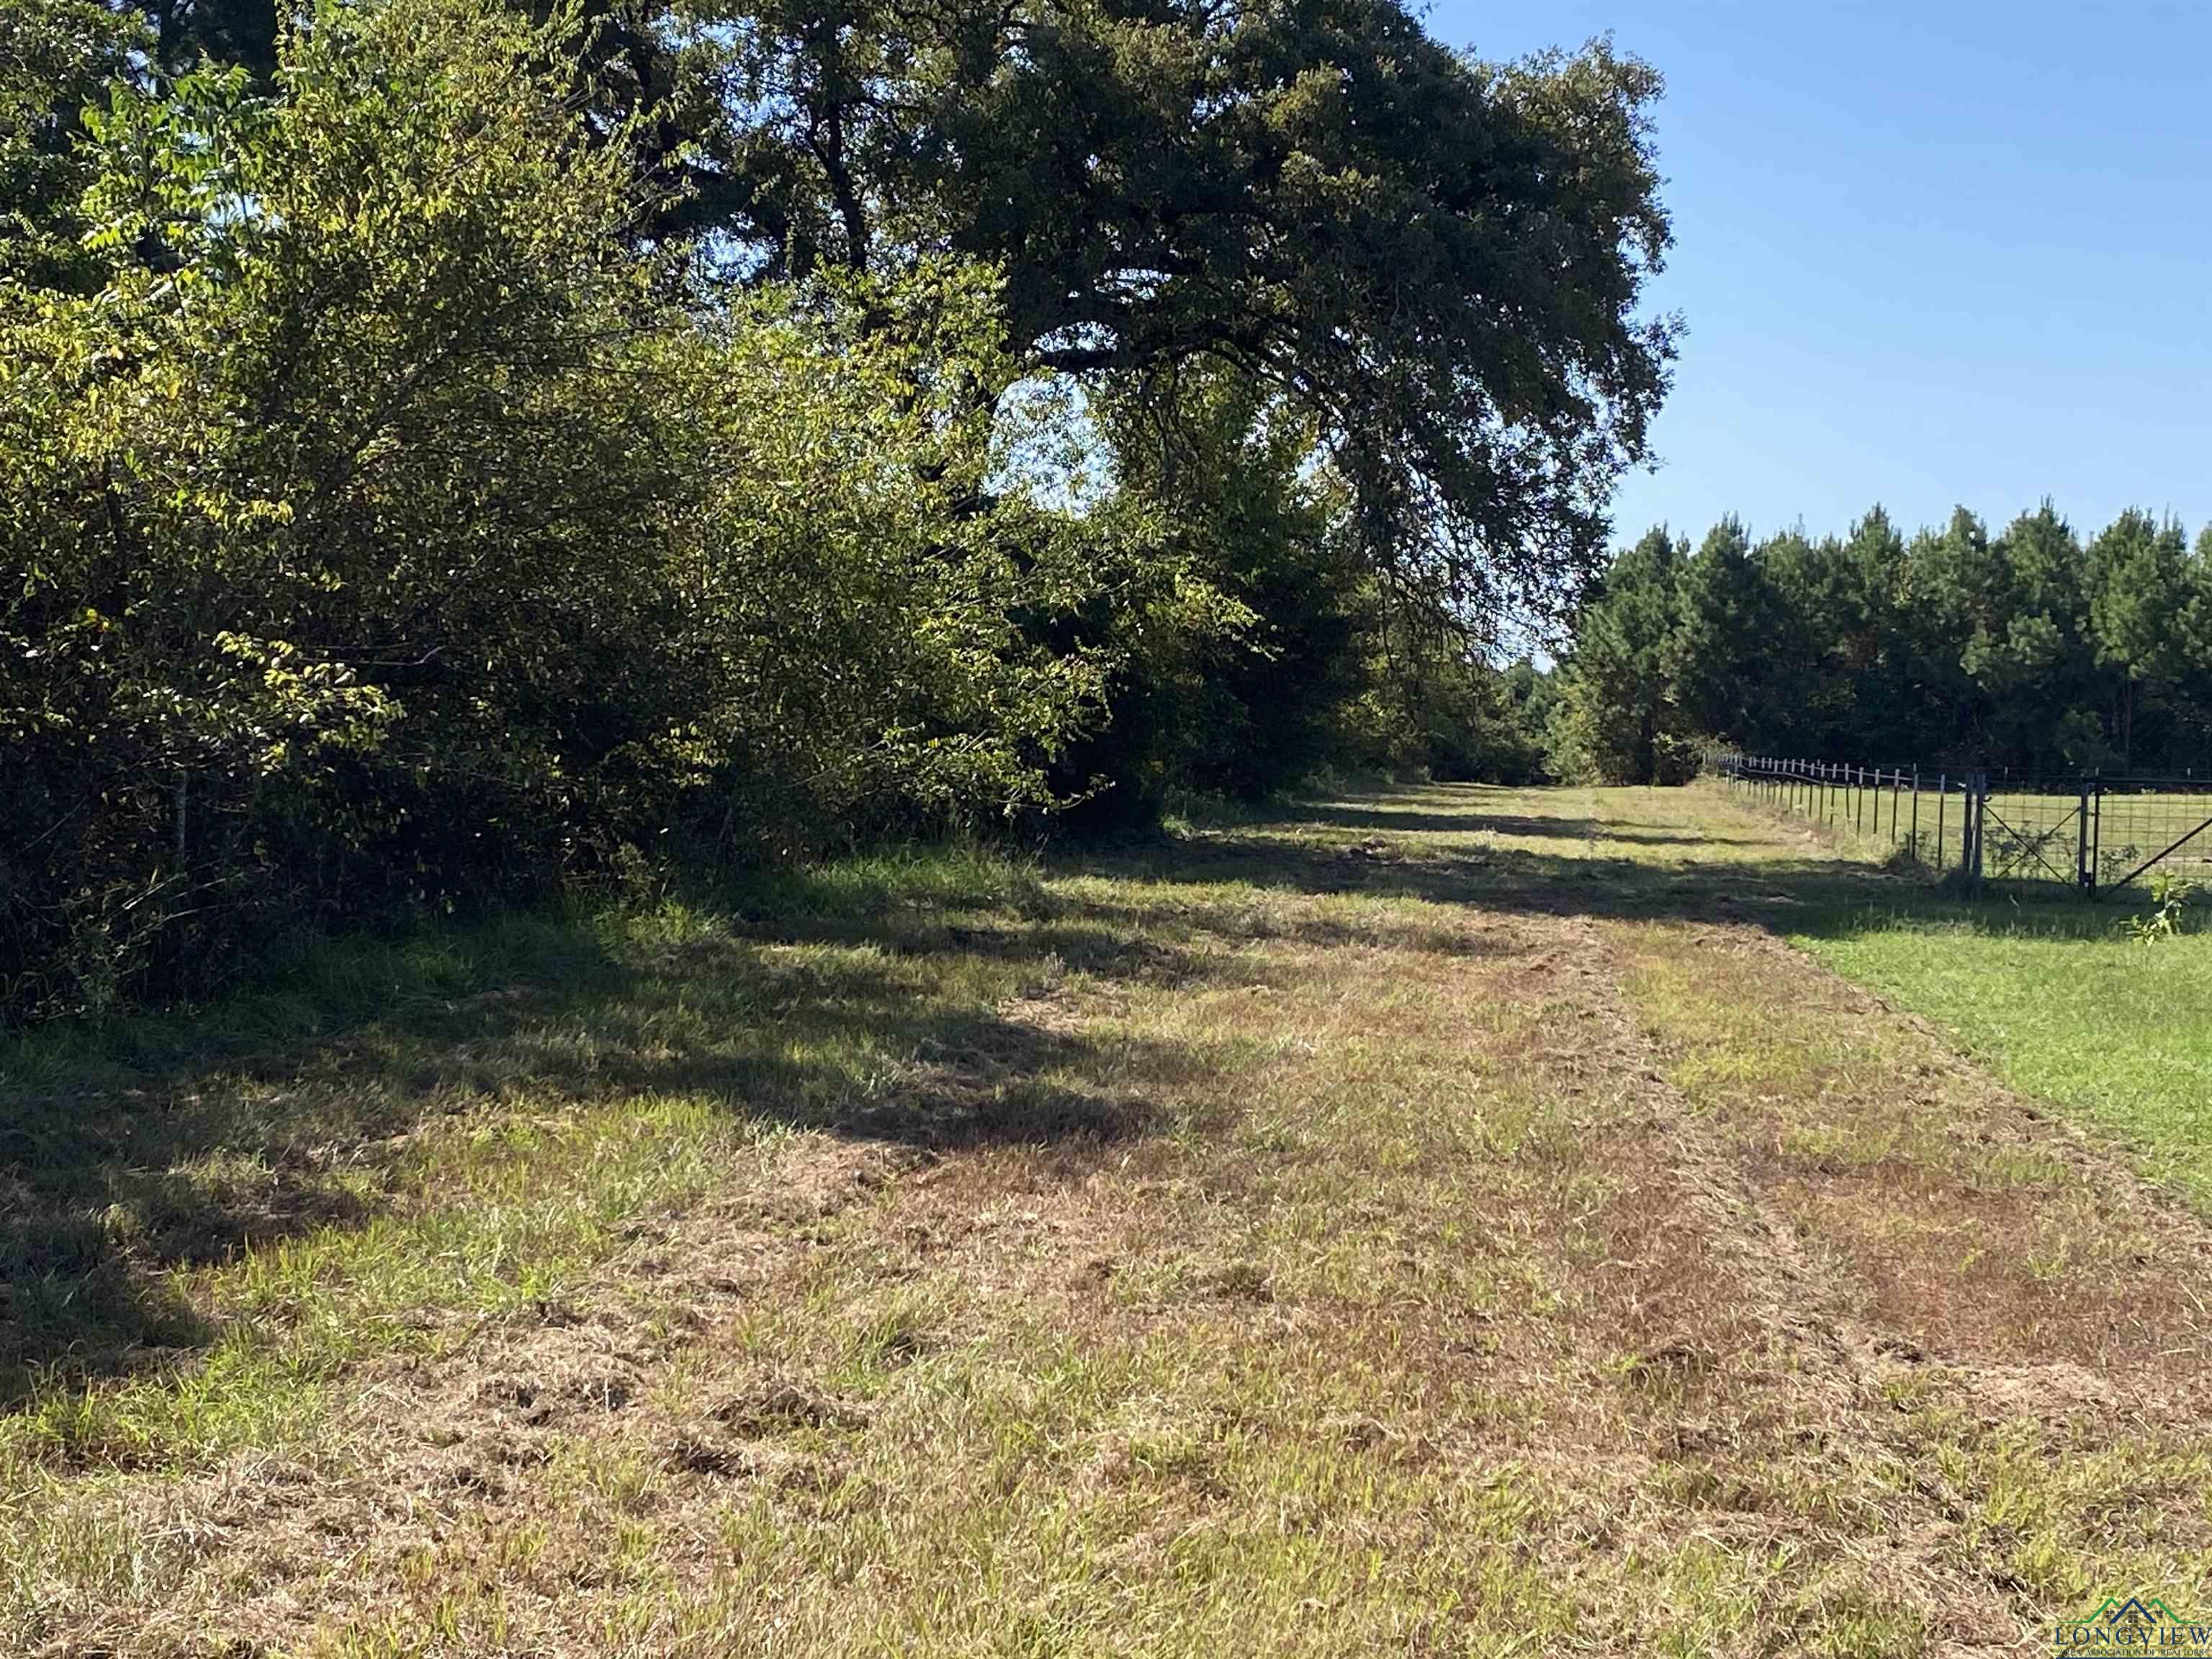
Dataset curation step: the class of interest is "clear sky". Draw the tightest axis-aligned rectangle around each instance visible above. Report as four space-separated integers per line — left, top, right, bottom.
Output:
1433 1 2212 550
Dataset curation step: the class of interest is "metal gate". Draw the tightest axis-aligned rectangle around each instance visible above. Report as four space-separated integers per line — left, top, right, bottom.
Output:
1716 755 2212 899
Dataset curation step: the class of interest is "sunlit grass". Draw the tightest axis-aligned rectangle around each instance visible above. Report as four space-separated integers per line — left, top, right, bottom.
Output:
1779 883 2212 1205
5 788 2209 1654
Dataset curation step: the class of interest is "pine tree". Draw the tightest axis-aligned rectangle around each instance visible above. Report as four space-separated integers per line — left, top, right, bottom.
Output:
1669 516 1788 747
2087 510 2192 769
1547 529 1698 784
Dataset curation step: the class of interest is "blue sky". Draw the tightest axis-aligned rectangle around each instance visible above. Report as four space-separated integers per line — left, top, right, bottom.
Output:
1436 1 2212 550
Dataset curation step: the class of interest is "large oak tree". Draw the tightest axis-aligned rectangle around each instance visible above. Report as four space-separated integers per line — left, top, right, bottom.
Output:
122 0 1677 618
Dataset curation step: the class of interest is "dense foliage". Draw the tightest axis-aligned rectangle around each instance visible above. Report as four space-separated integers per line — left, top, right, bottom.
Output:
1550 505 2212 784
2 0 1668 1019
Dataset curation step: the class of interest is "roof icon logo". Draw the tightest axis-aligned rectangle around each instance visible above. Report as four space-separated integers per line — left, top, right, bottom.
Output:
2055 1595 2212 1655
2092 1596 2185 1625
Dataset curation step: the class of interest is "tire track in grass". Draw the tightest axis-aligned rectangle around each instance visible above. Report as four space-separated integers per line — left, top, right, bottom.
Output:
33 905 1923 1655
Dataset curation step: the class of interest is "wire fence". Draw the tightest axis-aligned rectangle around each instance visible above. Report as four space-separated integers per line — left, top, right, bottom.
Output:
1712 753 2212 899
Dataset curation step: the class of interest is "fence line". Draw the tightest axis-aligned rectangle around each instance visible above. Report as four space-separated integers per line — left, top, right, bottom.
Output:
1714 754 1984 881
1716 752 2212 899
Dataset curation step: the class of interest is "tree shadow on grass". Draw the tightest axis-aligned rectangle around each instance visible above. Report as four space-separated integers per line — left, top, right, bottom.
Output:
1291 801 1778 849
0 892 1233 1403
1113 788 2134 945
0 783 2134 1403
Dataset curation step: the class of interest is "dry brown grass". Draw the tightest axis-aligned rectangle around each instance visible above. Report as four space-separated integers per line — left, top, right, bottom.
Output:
6 786 2210 1655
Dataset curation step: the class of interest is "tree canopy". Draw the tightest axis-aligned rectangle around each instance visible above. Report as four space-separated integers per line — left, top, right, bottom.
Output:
105 0 1678 612
3 0 1663 1020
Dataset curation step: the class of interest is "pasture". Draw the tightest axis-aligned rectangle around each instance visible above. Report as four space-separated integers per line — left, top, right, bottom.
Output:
4 783 2209 1655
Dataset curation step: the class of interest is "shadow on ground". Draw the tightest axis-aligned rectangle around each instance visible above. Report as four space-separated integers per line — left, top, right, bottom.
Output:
1292 801 1778 849
1133 785 2137 944
0 781 2129 1399
0 890 1210 1401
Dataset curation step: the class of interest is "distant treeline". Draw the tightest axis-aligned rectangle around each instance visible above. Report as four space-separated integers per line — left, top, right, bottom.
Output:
1546 506 2212 786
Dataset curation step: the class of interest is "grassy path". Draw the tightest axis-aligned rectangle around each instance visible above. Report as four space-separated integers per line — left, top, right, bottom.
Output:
4 786 2208 1655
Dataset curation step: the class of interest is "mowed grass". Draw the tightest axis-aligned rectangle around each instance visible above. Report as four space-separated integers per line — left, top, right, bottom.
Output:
1717 777 2212 1204
4 788 2211 1655
1800 916 2212 1202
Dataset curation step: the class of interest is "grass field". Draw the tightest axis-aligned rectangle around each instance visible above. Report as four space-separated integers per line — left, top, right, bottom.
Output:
1795 900 2212 1207
4 784 2211 1655
1724 773 2212 1200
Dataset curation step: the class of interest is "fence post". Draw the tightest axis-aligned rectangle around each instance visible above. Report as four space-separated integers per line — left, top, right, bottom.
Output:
1966 772 1987 890
1855 766 1865 836
1936 773 1946 871
2076 775 2093 895
1910 768 1919 860
2091 781 2101 894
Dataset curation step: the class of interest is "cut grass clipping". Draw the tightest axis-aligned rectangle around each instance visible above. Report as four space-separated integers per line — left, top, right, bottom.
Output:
5 787 2210 1655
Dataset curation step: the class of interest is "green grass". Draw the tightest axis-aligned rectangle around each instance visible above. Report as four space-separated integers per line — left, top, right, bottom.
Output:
5 790 2210 1655
1796 902 2212 1203
0 845 1064 1457
1722 770 2212 1204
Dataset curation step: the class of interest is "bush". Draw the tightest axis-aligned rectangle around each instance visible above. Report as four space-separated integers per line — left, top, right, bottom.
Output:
0 0 1102 1020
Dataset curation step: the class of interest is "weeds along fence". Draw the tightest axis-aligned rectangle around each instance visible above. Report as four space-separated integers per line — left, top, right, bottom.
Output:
1713 753 2212 899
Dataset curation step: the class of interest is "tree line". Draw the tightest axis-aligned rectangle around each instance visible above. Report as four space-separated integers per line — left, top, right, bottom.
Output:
0 0 1671 1020
1547 505 2212 786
